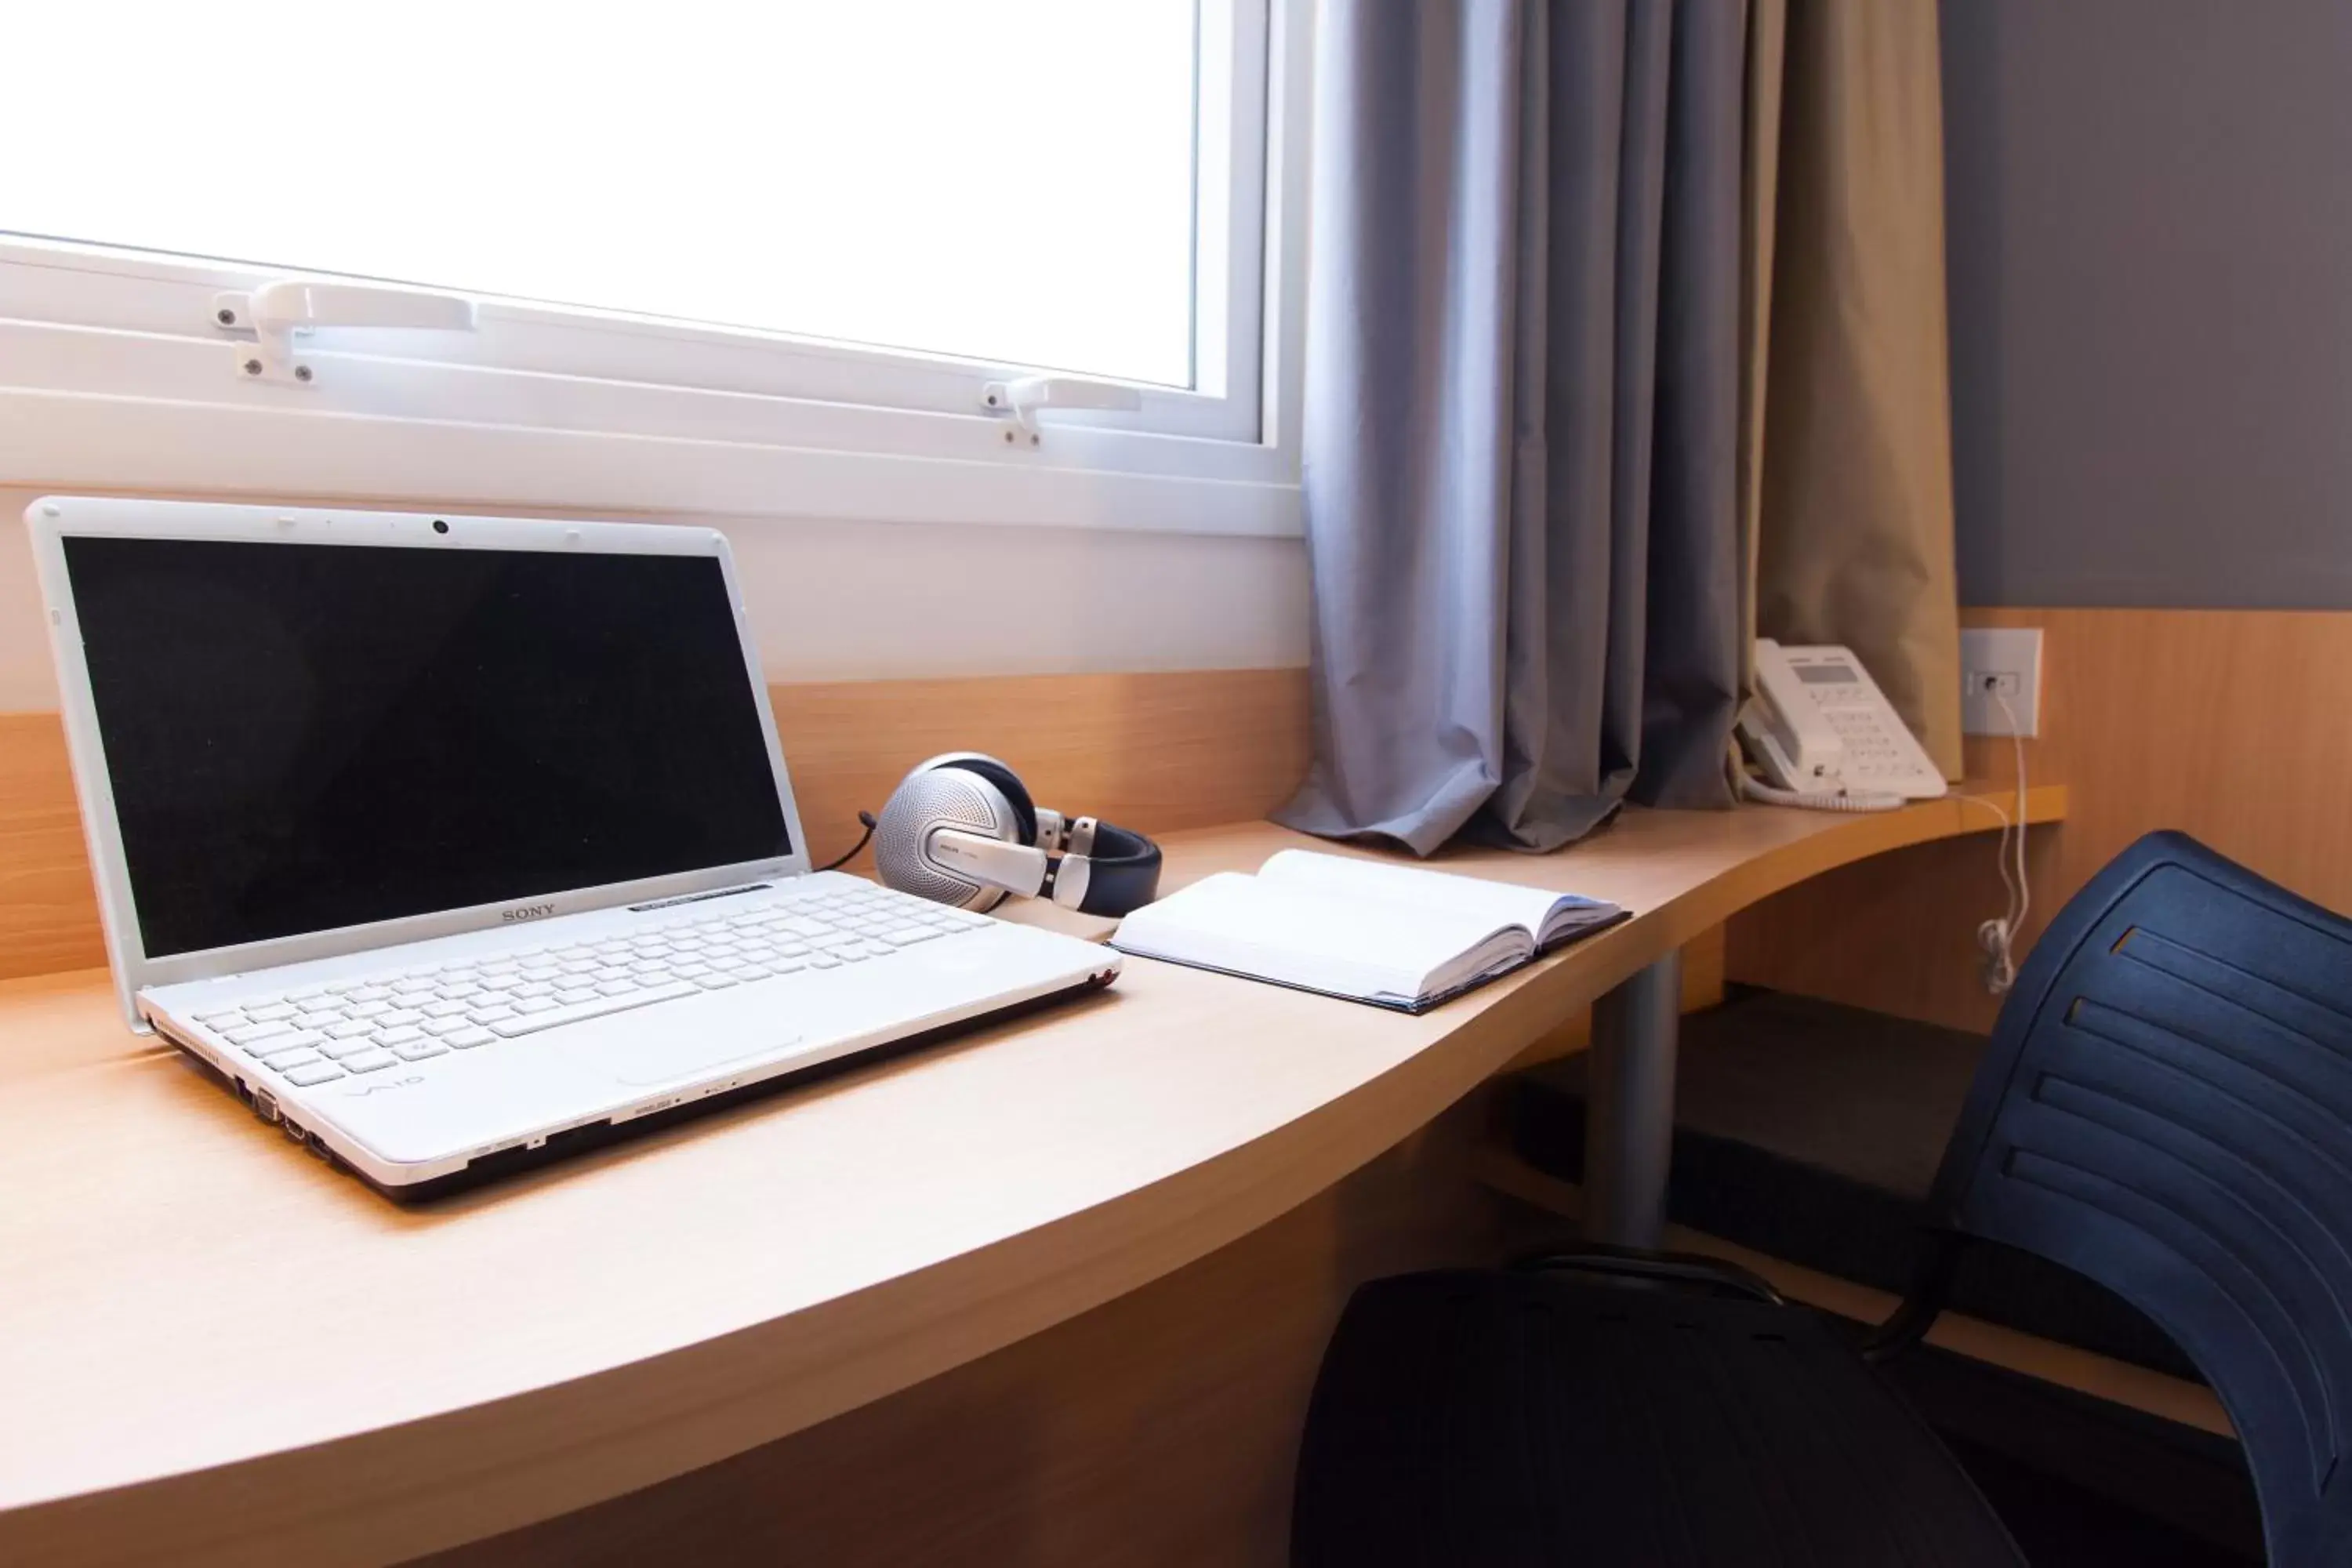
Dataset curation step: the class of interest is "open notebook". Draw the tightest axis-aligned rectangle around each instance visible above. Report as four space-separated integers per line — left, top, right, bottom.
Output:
1109 849 1628 1013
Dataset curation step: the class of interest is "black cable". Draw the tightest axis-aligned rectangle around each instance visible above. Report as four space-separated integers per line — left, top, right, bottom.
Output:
815 811 879 873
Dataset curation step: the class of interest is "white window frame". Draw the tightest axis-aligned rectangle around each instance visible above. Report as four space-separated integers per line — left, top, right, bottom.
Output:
0 0 1308 539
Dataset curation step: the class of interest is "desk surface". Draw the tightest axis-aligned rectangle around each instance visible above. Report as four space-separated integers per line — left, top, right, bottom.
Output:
0 786 2063 1568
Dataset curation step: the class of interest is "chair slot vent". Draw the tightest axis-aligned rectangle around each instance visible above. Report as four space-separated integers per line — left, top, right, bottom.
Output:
2034 1070 2352 1328
2114 927 2352 1063
2062 1003 2352 1207
2007 1145 2340 1487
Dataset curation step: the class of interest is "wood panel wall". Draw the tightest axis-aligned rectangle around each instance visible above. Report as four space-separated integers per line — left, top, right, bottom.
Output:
0 669 1311 984
1730 607 2352 1030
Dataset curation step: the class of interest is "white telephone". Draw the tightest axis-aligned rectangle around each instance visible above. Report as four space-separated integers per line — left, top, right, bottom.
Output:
1737 640 1947 811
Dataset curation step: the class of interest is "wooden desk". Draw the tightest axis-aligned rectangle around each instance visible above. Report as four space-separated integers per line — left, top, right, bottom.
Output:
0 786 2063 1568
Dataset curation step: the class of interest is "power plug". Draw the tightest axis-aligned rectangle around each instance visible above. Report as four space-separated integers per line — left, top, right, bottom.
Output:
1977 916 2016 995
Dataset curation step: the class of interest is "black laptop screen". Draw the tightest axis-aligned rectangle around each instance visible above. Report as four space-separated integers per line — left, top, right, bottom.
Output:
63 535 793 957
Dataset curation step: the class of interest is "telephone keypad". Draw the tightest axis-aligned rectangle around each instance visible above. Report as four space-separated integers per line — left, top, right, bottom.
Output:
1817 702 1906 777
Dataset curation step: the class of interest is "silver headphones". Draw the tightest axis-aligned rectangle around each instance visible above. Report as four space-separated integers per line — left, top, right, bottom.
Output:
873 753 1163 917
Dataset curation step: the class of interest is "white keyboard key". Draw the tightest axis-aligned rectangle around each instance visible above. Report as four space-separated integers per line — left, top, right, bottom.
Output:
223 1020 295 1047
488 981 699 1038
341 1049 398 1073
349 1000 393 1020
393 1040 448 1061
514 996 561 1014
262 1047 324 1070
808 954 841 969
390 978 437 997
422 999 471 1018
283 1062 346 1086
554 986 599 1005
881 926 942 945
245 1002 297 1022
348 985 394 1002
323 1019 376 1039
446 1027 495 1049
372 1025 426 1048
322 1040 382 1060
694 973 739 989
293 1009 343 1029
420 1016 474 1037
593 980 641 997
515 982 557 999
469 1004 518 1023
378 1007 426 1028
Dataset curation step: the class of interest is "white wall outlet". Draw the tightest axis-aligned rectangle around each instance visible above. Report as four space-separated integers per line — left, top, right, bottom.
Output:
1960 626 2043 737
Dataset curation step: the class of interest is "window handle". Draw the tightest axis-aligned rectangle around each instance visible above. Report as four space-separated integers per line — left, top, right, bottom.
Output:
211 278 477 386
981 375 1143 444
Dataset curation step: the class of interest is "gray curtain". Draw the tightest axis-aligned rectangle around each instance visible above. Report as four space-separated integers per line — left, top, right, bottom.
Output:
1278 0 1751 856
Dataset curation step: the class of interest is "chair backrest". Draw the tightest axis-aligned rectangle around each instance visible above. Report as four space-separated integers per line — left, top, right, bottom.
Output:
1928 830 2352 1566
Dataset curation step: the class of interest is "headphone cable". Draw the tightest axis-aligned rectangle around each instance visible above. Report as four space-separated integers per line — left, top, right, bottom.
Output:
815 811 880 873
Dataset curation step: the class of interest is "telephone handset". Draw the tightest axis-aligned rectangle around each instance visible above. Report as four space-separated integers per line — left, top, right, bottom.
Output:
1737 640 1947 811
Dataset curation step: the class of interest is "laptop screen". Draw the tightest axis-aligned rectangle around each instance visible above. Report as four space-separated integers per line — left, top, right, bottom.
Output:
63 535 793 958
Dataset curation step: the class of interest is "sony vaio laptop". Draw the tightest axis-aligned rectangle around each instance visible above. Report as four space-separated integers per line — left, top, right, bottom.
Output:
27 496 1121 1199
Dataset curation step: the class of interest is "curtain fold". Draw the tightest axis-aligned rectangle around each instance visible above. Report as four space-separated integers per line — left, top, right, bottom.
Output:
1756 0 1965 778
1280 0 1964 855
1279 0 1749 855
1737 0 1788 713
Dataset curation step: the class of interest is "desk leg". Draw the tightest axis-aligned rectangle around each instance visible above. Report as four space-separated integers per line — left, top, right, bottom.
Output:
1583 951 1680 1250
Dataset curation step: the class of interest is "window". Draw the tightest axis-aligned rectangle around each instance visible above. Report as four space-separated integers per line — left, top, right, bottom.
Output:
0 1 1306 535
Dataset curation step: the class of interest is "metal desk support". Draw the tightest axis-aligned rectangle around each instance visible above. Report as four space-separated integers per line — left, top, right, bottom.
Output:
1582 950 1681 1249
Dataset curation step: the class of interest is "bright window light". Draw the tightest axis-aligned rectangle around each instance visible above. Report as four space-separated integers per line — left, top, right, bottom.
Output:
11 1 1201 387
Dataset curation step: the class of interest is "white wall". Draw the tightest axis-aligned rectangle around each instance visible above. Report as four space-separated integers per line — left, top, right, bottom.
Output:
0 485 1311 710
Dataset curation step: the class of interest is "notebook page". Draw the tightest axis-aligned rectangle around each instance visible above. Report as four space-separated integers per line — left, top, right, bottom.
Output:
1110 872 1528 1004
1258 850 1571 938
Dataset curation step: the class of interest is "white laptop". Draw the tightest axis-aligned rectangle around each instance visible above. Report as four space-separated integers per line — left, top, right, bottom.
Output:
26 496 1122 1199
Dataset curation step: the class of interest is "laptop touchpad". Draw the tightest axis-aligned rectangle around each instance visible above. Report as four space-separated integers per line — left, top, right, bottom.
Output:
587 1033 807 1087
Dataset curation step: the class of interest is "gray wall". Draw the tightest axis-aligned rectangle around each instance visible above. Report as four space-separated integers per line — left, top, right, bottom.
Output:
1942 1 2352 608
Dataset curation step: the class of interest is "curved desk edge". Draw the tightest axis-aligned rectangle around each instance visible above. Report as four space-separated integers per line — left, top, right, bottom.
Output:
0 785 2065 1568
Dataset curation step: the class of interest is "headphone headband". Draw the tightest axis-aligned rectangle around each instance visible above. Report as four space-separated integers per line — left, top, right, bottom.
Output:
1037 818 1163 919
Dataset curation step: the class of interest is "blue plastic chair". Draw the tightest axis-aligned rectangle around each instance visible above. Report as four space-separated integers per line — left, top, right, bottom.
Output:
1899 829 2352 1563
1294 832 2352 1565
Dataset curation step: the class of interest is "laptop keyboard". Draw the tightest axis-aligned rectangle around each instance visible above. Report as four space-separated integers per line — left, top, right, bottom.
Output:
184 881 992 1089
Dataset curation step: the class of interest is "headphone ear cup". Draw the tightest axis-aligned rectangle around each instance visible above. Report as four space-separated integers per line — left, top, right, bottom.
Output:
933 753 1039 846
873 759 1024 909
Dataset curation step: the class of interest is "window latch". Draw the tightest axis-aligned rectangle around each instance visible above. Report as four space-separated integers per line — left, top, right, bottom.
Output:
209 278 478 386
980 375 1142 445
